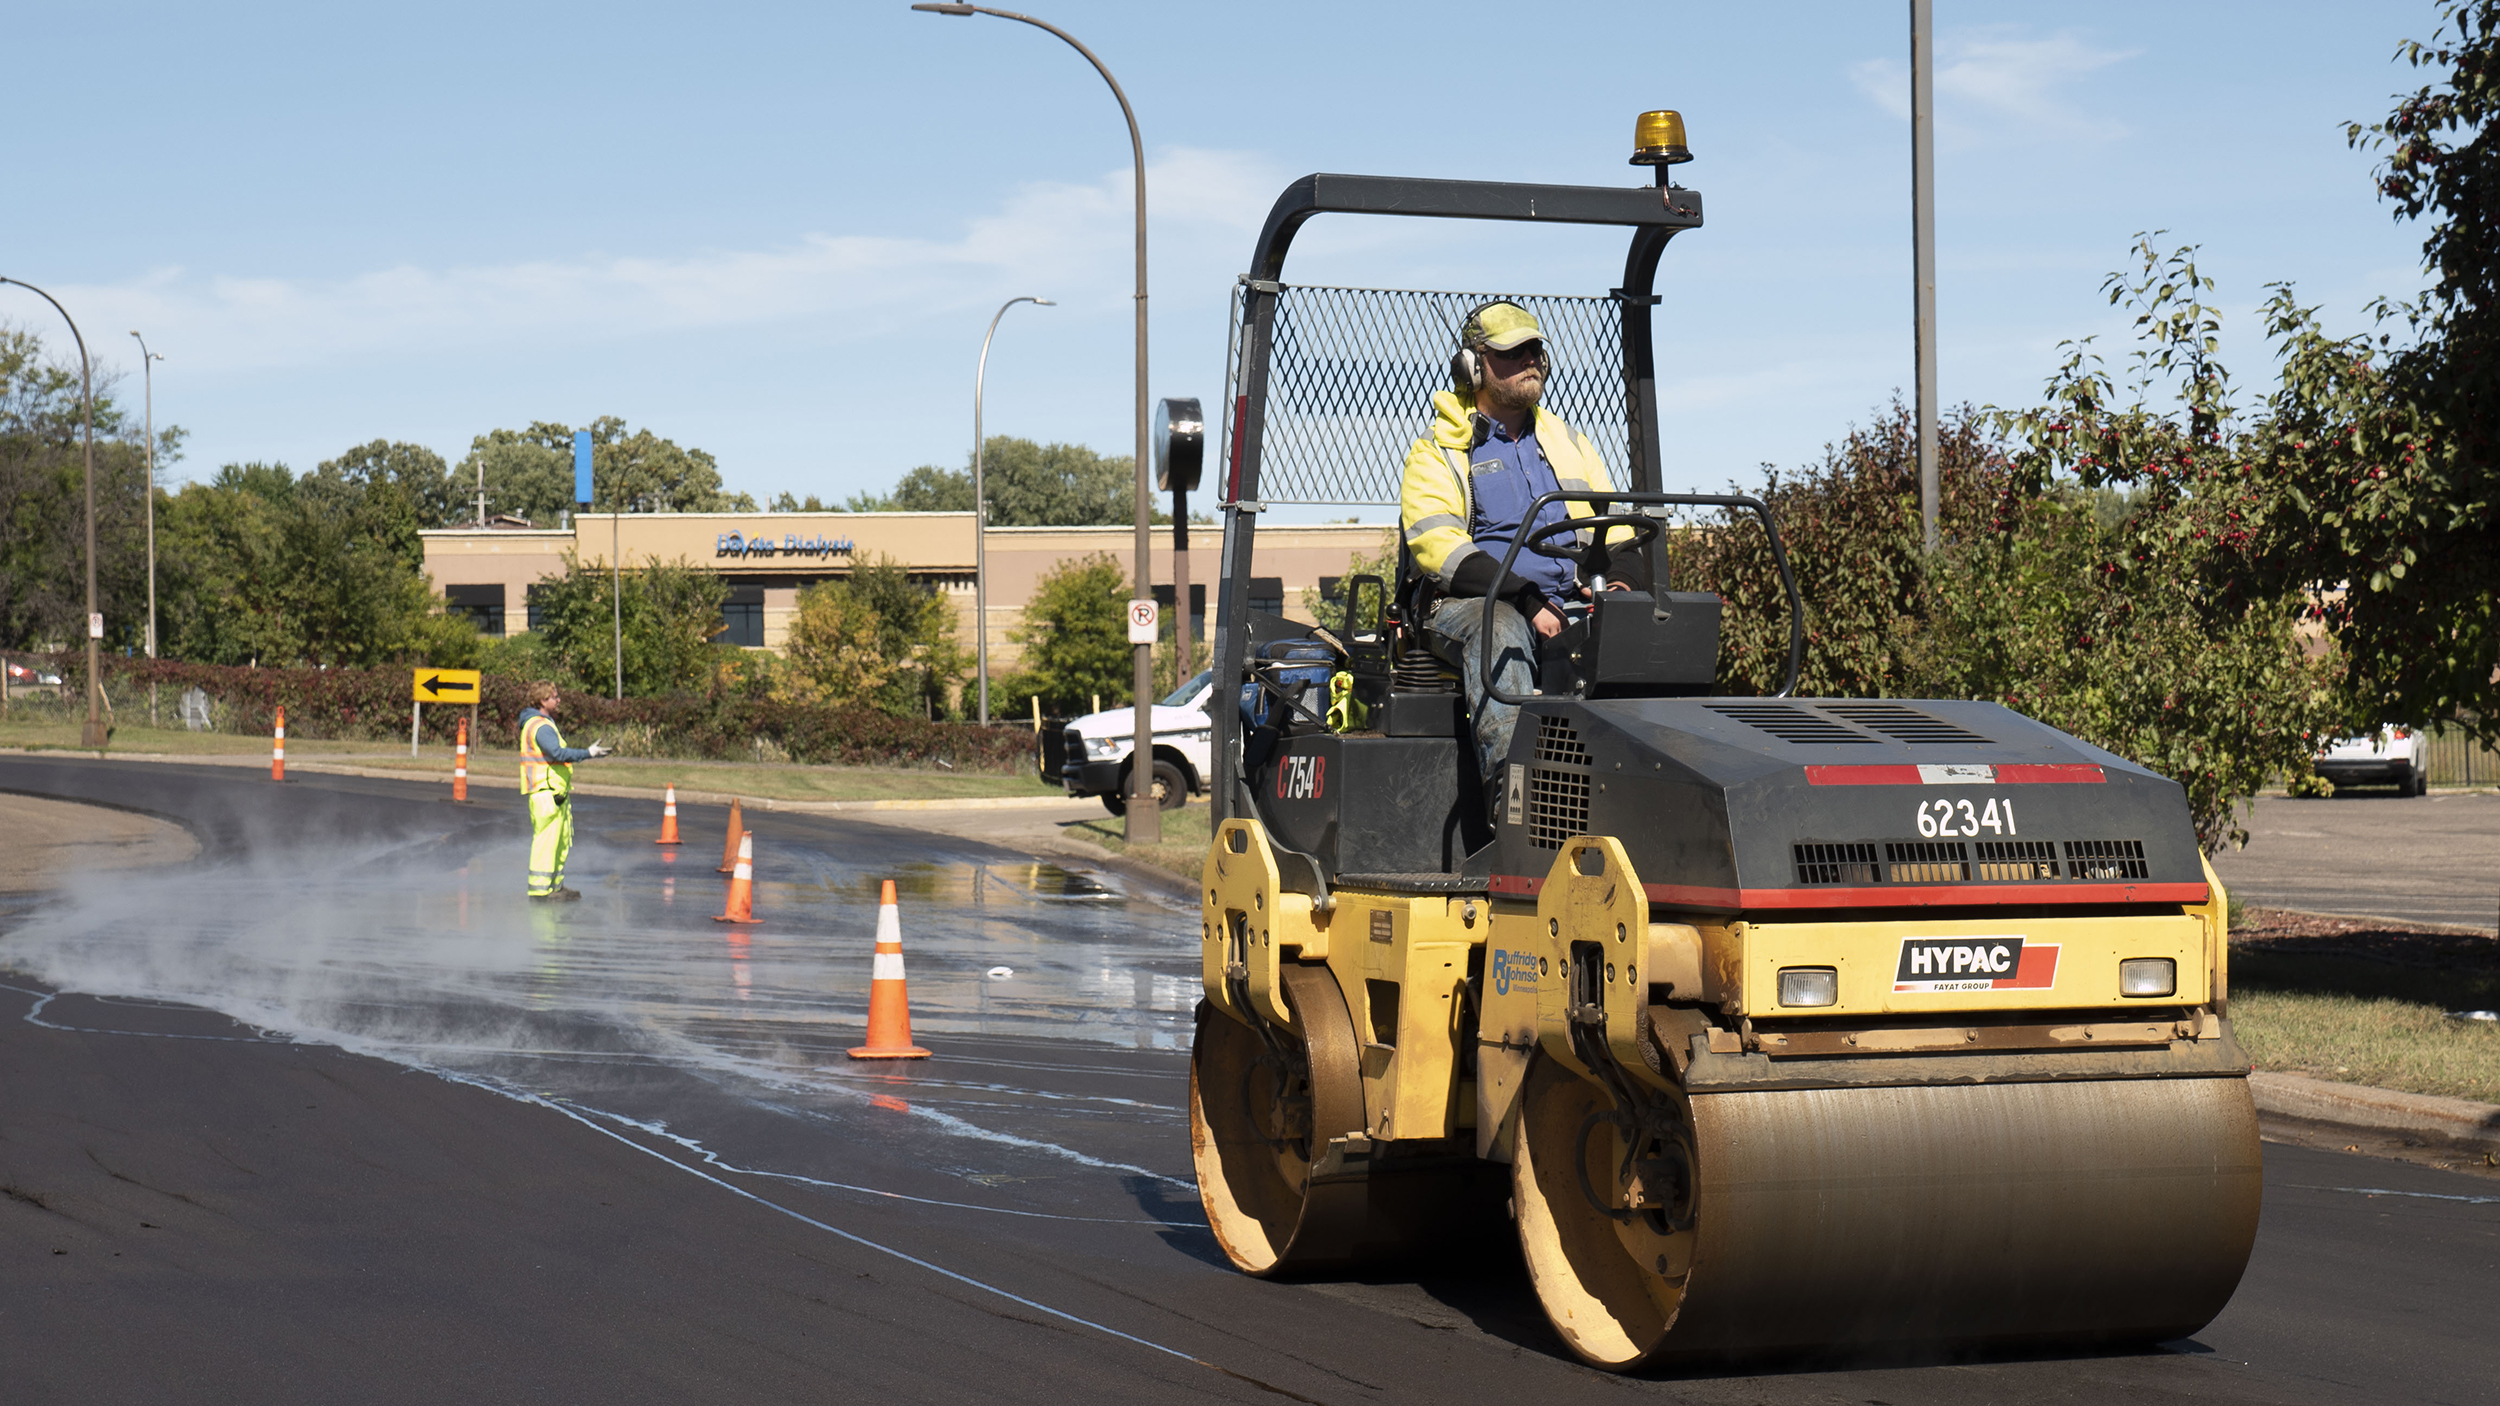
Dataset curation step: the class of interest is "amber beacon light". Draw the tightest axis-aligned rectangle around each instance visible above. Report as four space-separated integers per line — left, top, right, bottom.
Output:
1630 109 1692 166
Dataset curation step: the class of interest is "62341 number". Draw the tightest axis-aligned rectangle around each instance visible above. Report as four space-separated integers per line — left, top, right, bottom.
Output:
1916 796 2016 838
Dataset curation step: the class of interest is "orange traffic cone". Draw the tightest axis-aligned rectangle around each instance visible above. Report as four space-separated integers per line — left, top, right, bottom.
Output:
717 797 745 873
848 880 930 1060
657 785 682 844
453 715 470 803
271 705 286 782
715 831 760 924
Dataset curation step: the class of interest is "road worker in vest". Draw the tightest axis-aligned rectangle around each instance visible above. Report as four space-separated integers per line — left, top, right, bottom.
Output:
517 681 611 901
1399 300 1648 781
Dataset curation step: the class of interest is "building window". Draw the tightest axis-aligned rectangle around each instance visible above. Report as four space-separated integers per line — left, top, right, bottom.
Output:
444 583 506 637
721 584 765 647
525 584 551 632
1248 577 1285 616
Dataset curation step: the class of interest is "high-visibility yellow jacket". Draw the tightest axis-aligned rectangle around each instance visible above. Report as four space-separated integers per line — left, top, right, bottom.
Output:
1398 390 1634 595
518 710 575 796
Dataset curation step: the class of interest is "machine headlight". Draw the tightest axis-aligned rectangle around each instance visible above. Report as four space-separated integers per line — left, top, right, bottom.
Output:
1088 736 1129 760
1777 967 1838 1008
2119 958 2176 998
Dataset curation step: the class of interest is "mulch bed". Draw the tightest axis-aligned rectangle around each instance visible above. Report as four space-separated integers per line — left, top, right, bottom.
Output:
2232 907 2500 973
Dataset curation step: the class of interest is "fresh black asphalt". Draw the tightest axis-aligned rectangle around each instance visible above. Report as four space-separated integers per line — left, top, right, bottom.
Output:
1 755 2493 1404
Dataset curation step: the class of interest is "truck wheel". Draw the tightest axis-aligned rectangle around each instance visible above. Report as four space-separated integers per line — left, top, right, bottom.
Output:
1104 759 1186 815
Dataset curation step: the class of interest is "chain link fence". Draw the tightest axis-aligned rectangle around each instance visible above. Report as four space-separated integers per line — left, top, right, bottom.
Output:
1223 283 1632 507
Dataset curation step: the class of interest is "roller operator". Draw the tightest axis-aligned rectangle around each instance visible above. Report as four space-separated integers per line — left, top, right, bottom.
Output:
1399 300 1646 781
517 680 612 901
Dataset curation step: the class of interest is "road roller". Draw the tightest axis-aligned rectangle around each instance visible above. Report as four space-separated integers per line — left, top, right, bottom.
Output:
1186 114 2260 1369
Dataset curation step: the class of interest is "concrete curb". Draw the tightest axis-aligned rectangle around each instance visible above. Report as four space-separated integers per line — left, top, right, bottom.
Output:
2250 1071 2500 1151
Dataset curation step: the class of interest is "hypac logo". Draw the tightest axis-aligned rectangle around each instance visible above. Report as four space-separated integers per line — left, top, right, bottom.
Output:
1893 936 2059 993
1275 754 1326 801
1490 947 1537 996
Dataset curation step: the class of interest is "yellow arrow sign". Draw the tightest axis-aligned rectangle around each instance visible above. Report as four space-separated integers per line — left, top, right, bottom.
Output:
413 668 481 702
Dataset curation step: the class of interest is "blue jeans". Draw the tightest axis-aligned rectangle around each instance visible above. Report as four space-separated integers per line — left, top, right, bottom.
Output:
1426 595 1537 779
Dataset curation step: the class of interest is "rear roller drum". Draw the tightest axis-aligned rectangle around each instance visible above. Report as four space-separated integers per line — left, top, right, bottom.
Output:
1512 1055 1696 1368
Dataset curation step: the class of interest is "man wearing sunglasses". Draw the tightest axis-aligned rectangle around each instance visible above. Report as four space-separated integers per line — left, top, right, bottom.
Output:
1399 300 1648 781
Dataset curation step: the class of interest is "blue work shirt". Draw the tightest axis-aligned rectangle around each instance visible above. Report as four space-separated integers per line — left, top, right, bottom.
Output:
1467 415 1578 604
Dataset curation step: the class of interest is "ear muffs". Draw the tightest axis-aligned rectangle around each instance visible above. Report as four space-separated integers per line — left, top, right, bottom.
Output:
1450 298 1540 393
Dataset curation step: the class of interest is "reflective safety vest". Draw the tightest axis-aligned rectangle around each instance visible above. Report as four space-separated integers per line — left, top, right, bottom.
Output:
518 713 573 796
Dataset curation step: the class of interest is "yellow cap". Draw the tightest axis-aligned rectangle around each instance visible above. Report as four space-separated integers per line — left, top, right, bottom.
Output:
1461 301 1543 351
1631 109 1692 166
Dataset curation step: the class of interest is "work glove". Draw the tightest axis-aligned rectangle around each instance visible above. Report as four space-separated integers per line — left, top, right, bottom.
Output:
585 741 613 759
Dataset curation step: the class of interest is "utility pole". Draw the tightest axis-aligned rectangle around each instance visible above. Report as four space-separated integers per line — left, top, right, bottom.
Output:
1912 0 1940 552
972 295 1053 724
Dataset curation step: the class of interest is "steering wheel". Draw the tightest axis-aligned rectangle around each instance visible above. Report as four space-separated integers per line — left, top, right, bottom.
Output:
1520 511 1662 575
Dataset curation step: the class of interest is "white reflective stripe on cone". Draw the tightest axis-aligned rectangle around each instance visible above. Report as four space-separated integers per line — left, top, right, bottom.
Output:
872 950 907 981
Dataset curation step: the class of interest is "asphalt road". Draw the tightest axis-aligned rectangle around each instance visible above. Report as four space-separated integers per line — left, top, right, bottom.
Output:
2 756 2495 1405
2210 791 2500 932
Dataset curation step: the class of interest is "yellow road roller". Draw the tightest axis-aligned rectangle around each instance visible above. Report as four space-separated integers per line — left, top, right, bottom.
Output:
1186 114 2259 1370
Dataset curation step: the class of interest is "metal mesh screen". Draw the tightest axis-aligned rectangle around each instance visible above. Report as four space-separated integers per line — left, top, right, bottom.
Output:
1222 283 1632 507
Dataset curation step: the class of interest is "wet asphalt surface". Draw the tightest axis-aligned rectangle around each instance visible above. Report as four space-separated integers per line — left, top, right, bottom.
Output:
0 756 2495 1404
2211 791 2500 933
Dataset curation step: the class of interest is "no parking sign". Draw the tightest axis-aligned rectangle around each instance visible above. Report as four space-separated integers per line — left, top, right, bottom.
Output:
1126 598 1159 645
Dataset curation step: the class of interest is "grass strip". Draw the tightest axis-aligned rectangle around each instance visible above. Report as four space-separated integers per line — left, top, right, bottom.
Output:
2230 909 2500 1104
0 719 1061 807
1066 805 1210 882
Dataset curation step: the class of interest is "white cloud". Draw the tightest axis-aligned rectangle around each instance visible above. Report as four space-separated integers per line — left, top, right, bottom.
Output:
1851 27 2137 142
54 146 1285 376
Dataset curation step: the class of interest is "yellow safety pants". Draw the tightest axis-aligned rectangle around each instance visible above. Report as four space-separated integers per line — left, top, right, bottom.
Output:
527 790 573 896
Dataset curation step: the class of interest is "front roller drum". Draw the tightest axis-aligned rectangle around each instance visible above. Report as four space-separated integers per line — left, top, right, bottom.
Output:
1191 964 1488 1274
1513 1056 2264 1369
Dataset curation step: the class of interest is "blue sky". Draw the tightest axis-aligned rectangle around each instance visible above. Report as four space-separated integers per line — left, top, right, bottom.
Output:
7 1 2442 521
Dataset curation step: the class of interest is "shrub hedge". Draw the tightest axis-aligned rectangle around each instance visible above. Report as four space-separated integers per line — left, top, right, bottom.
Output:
44 654 1038 773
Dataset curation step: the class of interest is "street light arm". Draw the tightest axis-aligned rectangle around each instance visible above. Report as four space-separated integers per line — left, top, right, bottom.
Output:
1 276 104 746
971 294 1052 726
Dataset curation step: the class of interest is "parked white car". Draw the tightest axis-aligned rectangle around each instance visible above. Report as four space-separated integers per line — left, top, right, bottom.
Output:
1049 669 1216 815
2313 727 2430 796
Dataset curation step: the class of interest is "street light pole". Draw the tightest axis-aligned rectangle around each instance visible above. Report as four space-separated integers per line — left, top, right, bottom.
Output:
1911 0 1940 552
973 295 1053 726
3 277 106 747
912 2 1158 843
130 331 162 726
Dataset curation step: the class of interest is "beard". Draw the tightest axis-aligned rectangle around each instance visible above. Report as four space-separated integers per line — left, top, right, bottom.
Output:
1481 366 1544 419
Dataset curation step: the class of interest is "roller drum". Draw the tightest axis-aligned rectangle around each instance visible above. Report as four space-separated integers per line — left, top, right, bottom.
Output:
1516 1058 2262 1367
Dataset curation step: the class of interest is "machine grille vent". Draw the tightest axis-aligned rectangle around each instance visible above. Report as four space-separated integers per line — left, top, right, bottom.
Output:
1527 768 1590 850
1526 714 1591 850
1704 703 1877 745
1793 842 1880 885
2065 839 2149 879
1884 841 1971 884
1534 714 1589 765
1816 702 1993 745
1974 840 2060 881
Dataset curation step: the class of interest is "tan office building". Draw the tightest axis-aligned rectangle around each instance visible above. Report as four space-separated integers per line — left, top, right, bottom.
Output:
418 512 1394 672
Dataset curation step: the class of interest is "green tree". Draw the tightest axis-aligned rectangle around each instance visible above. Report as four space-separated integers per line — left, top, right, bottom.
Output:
2293 0 2500 734
848 437 1134 525
997 552 1131 714
0 326 166 653
308 440 462 559
455 416 756 526
770 491 828 512
155 460 464 668
527 553 728 696
778 580 895 709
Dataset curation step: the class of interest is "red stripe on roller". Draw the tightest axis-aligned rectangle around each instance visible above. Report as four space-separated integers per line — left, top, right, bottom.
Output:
1804 765 1923 785
1993 763 2107 784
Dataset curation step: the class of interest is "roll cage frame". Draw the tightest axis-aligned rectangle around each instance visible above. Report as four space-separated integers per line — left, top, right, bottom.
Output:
1207 170 1711 824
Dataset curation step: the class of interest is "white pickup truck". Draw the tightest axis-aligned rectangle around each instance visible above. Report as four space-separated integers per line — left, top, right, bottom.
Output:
1047 669 1215 814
